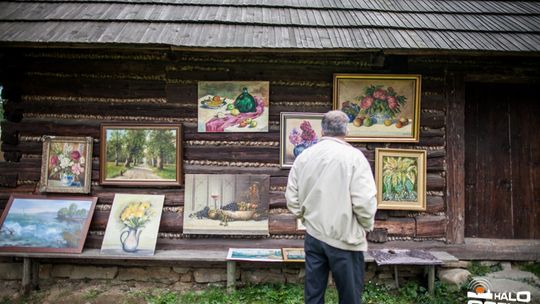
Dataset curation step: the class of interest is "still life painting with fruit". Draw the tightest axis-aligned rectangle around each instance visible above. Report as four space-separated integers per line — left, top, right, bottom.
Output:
333 74 421 142
198 81 269 132
183 174 270 235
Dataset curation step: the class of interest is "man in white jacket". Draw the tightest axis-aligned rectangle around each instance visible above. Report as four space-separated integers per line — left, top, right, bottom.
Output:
285 110 377 304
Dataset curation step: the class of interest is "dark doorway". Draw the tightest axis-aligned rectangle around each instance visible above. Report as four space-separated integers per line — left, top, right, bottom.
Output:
465 83 539 239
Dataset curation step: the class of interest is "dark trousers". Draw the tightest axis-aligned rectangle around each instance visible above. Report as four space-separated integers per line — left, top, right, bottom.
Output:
304 233 365 304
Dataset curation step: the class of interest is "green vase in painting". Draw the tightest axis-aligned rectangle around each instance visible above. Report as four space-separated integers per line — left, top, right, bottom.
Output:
234 87 257 113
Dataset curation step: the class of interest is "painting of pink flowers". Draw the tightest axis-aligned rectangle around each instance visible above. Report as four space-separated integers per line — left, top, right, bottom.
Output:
280 113 324 168
333 74 421 142
40 136 93 193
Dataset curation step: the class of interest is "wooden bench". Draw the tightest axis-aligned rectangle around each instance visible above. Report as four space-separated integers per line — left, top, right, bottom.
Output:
0 249 458 295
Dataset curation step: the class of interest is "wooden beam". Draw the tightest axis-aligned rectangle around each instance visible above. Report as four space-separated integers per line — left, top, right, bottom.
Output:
445 72 466 244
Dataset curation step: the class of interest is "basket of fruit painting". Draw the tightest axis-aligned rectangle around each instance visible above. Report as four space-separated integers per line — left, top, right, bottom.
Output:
197 81 270 133
183 174 270 235
333 74 421 142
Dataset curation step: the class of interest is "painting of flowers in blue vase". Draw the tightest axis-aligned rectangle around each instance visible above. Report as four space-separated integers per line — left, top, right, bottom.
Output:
280 113 324 168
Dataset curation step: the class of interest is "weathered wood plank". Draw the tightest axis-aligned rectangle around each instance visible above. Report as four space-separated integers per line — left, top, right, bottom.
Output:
416 215 446 237
374 217 416 236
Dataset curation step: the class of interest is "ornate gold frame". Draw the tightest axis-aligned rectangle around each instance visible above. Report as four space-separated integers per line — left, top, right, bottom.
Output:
333 74 421 142
375 148 426 211
39 136 93 194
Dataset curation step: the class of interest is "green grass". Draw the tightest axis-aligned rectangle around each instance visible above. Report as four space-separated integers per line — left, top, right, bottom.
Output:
519 262 540 278
467 261 502 276
152 164 177 180
106 162 126 178
140 281 467 304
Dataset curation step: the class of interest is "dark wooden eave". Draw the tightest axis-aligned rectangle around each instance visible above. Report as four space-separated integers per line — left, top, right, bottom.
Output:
0 0 539 52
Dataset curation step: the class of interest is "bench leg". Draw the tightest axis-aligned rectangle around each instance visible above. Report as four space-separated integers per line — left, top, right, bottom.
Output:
227 261 236 294
22 258 32 295
31 260 40 290
393 265 399 289
427 265 435 295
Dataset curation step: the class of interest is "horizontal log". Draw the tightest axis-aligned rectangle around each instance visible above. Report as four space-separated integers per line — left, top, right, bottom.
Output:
0 173 17 188
421 93 446 111
427 173 445 191
415 215 447 237
427 157 445 172
421 111 445 129
426 196 445 213
18 77 166 99
374 217 416 236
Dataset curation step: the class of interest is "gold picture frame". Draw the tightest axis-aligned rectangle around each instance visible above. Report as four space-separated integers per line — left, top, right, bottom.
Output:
333 74 421 142
375 148 426 211
39 136 93 194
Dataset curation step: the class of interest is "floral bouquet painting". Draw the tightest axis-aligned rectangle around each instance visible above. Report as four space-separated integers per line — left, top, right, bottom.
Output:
280 113 323 168
333 74 421 142
40 136 93 193
101 194 164 256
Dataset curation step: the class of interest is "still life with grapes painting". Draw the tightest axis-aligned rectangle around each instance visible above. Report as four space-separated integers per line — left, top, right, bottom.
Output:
375 148 426 211
40 136 93 193
280 113 323 168
0 195 97 253
333 74 421 142
101 194 164 256
183 174 270 235
198 81 270 132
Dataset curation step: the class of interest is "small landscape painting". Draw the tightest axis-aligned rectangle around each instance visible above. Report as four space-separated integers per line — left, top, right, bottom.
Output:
333 74 421 142
280 112 324 168
0 195 97 253
375 148 426 211
183 174 270 235
227 248 283 262
198 81 269 132
39 136 93 193
100 124 182 186
282 248 305 262
101 194 164 256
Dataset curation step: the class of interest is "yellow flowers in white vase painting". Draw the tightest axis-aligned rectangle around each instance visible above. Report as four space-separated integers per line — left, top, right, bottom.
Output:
101 194 164 256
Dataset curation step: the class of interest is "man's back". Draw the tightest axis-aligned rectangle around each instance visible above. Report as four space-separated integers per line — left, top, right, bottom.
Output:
285 137 377 252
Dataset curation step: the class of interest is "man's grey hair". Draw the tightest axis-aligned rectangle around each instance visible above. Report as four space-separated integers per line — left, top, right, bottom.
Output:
321 110 349 137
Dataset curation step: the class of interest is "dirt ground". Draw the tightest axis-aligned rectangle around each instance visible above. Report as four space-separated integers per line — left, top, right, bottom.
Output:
0 280 200 304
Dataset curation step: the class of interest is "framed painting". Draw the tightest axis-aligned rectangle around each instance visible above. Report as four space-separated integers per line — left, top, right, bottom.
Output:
375 148 426 211
39 136 93 193
100 124 182 186
282 248 305 262
183 174 270 235
227 248 283 262
333 74 421 142
198 81 270 132
280 112 324 168
101 194 164 256
0 194 97 253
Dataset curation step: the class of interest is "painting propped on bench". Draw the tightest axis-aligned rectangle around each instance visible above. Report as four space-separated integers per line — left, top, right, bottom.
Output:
183 174 270 235
0 195 97 253
101 194 164 256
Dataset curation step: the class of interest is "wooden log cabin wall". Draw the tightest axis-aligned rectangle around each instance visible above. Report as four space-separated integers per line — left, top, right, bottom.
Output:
0 48 536 249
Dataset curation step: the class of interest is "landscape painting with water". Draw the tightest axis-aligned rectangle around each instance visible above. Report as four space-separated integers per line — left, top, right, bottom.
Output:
100 124 182 186
0 195 97 253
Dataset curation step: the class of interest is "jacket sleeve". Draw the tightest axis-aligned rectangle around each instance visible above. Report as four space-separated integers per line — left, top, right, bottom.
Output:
285 165 302 218
350 155 378 231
